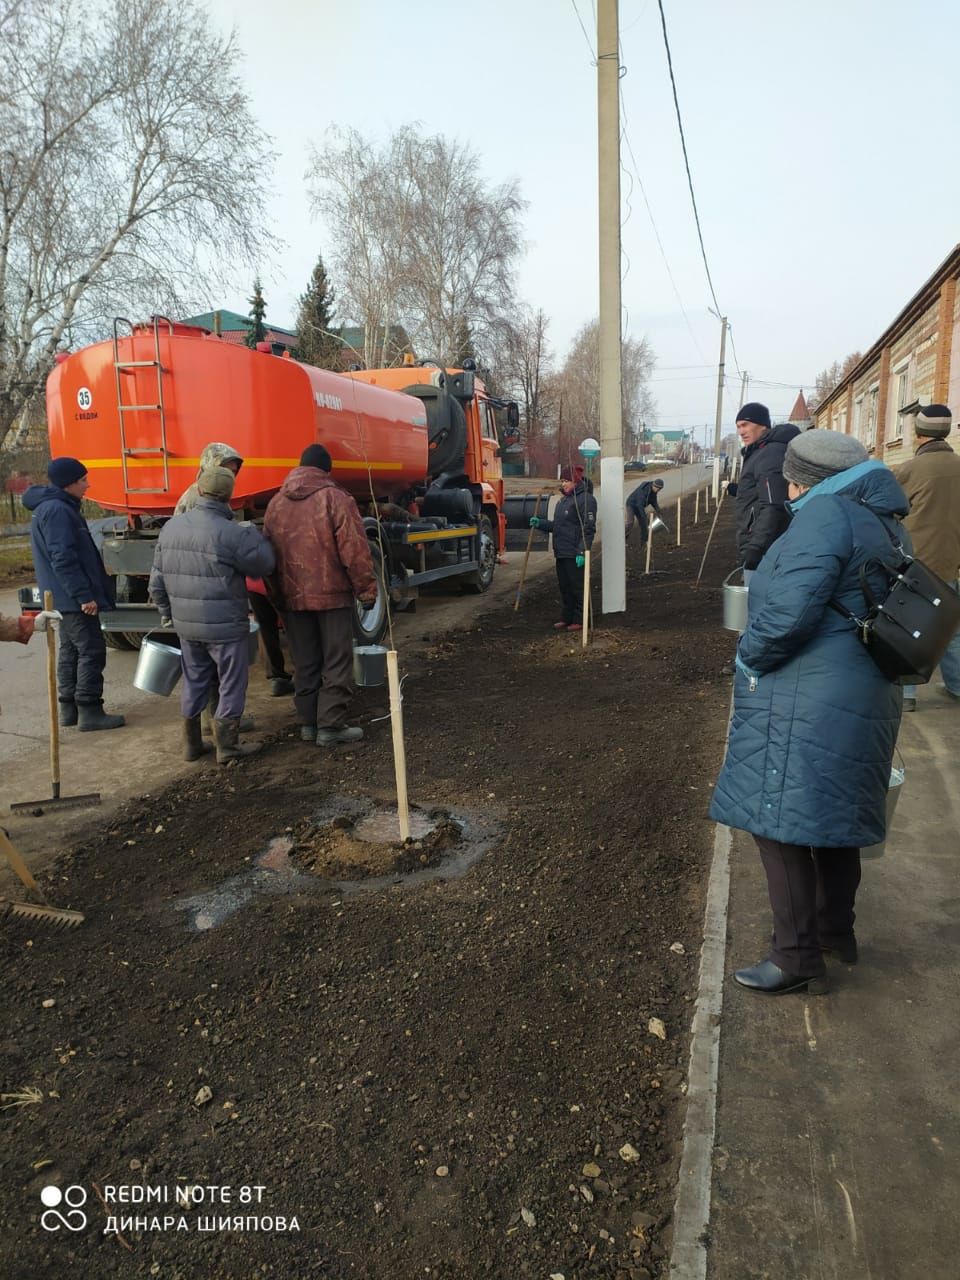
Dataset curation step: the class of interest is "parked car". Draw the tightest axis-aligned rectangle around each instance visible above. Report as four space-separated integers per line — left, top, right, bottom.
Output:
624 460 647 471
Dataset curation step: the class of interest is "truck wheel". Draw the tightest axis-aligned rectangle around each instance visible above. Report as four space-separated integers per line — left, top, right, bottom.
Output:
353 542 389 645
104 631 136 651
462 514 496 593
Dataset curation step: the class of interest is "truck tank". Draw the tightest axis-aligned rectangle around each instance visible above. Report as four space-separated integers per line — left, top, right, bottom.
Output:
45 318 431 515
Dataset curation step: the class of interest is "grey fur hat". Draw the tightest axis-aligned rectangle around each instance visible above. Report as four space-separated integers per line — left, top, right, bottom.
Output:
782 429 869 489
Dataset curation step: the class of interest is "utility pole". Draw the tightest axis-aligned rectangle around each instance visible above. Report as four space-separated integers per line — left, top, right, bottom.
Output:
712 315 727 499
597 0 625 614
739 369 748 409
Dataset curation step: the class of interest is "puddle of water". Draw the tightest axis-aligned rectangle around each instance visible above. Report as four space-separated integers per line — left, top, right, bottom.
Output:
176 799 499 932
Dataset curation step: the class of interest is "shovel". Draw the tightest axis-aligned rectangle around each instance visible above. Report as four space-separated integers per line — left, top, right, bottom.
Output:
10 591 101 813
0 828 84 929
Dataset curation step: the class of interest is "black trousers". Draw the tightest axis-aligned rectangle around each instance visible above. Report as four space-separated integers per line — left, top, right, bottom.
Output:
57 611 106 705
284 607 355 729
625 509 649 545
555 558 582 625
754 836 862 978
248 591 288 679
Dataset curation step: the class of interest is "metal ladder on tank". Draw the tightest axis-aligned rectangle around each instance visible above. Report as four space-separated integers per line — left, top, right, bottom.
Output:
112 315 173 495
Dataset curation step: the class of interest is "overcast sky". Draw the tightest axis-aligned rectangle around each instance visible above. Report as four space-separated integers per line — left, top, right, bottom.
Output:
205 0 960 446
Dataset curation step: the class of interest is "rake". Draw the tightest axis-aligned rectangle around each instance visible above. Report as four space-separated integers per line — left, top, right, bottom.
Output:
0 828 84 929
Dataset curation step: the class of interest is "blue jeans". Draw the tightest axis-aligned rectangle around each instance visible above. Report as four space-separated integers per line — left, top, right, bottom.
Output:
904 578 960 699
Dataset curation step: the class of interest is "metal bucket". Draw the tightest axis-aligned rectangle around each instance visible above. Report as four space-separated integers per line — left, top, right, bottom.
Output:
133 636 182 697
722 567 749 633
353 644 388 688
649 516 668 535
862 765 905 860
247 618 260 663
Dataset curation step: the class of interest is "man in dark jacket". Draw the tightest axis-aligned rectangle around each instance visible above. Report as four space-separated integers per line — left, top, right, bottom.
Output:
262 444 377 746
149 466 275 763
625 477 665 545
23 457 125 731
894 402 960 711
730 404 800 575
530 465 598 631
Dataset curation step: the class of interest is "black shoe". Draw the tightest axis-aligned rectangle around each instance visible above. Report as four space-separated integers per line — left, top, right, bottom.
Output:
270 676 295 697
316 725 363 746
821 938 858 964
299 725 317 743
733 959 828 995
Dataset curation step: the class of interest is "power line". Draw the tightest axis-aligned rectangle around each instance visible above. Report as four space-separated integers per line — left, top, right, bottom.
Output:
570 0 595 58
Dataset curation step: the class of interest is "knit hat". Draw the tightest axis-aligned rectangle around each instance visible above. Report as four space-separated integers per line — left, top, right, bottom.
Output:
196 465 236 502
653 478 665 490
300 443 332 471
560 464 585 483
913 403 952 439
47 456 88 488
735 402 771 429
782 429 868 489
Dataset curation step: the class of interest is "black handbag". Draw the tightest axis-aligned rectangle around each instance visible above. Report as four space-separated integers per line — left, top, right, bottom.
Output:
831 547 960 685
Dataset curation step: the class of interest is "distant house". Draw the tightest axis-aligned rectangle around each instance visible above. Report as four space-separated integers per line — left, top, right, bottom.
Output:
180 311 413 368
787 390 813 431
181 309 299 351
813 244 959 459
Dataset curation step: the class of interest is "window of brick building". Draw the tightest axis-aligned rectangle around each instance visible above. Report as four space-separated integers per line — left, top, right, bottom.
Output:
863 385 879 446
889 363 910 440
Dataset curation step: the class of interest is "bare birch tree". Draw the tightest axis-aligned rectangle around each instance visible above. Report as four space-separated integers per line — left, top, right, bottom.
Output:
552 319 656 462
307 126 420 370
0 0 272 450
488 307 553 442
307 125 525 367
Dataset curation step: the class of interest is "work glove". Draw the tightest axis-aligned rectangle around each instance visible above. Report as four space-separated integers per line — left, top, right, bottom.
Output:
160 615 174 629
529 516 540 528
31 609 62 632
575 554 585 569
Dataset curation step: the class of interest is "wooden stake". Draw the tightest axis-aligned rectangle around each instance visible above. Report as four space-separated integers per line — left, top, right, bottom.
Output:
386 649 410 842
44 590 61 801
644 513 654 574
676 494 682 546
694 487 700 524
705 485 710 515
581 549 591 647
514 492 546 610
695 486 725 588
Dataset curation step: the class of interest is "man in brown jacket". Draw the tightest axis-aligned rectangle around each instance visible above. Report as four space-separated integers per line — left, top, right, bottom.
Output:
263 444 377 745
895 402 960 710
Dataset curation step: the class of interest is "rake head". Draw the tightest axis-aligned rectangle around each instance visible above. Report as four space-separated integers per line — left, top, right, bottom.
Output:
0 898 85 929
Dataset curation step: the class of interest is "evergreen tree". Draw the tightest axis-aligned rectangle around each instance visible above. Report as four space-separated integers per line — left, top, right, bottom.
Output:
295 255 339 368
245 277 267 347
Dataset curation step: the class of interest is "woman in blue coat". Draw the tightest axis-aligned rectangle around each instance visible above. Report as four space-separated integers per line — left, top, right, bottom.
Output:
710 430 908 994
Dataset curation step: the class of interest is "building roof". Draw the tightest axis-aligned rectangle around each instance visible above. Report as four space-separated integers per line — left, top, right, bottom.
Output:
816 242 960 417
789 390 810 421
181 309 298 339
216 328 298 349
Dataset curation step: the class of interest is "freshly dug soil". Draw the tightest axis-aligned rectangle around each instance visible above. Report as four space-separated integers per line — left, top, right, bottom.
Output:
0 507 735 1279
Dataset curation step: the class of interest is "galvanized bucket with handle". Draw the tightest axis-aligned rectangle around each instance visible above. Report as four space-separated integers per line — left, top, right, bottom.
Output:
722 566 749 633
861 762 905 860
133 637 182 697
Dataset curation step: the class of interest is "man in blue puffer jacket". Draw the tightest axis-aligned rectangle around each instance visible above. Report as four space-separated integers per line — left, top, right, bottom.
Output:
710 430 908 995
23 457 125 732
149 466 275 764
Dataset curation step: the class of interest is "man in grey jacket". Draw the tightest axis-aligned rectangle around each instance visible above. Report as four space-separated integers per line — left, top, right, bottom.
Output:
149 466 275 764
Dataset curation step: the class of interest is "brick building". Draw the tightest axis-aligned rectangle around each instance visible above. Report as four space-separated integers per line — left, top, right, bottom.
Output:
814 244 960 459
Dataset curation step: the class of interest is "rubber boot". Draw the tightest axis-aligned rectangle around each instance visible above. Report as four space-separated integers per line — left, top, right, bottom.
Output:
213 717 262 764
59 699 78 727
77 702 125 732
183 715 213 762
203 692 254 735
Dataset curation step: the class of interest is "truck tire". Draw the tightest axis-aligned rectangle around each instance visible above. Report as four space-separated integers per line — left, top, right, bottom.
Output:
462 514 496 593
353 541 389 645
104 631 137 651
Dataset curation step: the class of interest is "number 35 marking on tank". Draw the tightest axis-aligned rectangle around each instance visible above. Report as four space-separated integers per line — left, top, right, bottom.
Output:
314 391 343 412
77 386 93 410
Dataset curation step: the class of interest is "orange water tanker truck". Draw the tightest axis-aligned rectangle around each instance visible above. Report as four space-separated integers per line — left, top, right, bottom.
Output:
43 316 518 646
